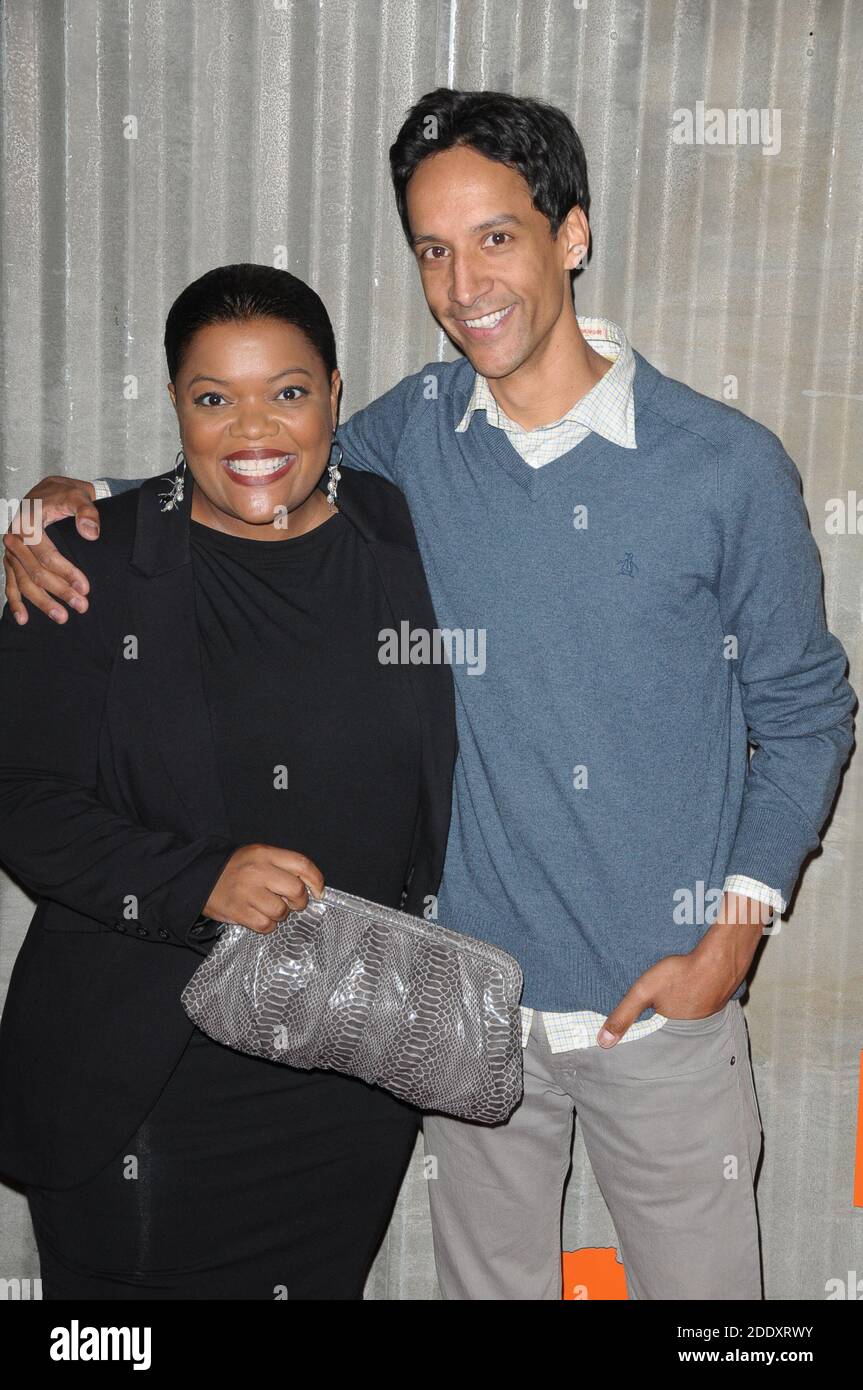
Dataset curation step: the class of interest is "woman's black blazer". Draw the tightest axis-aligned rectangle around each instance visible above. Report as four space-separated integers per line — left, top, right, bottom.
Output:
0 467 457 1190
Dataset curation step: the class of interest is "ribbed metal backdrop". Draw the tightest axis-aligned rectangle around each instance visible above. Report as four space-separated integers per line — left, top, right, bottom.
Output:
1 0 861 1301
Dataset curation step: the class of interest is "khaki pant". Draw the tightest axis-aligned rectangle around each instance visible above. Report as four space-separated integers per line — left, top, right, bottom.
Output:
422 1000 763 1300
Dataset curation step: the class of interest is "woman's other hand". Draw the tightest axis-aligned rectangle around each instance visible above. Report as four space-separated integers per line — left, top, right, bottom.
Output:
202 845 326 933
3 476 99 625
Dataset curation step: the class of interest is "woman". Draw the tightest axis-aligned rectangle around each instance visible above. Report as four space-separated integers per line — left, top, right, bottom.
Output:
0 263 456 1299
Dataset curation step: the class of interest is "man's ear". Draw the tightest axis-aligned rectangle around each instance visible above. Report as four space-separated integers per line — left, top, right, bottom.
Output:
561 205 590 273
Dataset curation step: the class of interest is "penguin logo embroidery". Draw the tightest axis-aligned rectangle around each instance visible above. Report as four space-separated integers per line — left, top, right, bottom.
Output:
617 551 639 577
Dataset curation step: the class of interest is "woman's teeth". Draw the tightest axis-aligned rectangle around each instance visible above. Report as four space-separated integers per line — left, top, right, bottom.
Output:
224 455 292 475
464 306 513 329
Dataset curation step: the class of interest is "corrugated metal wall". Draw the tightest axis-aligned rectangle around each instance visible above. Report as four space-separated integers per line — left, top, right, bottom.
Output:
1 0 861 1300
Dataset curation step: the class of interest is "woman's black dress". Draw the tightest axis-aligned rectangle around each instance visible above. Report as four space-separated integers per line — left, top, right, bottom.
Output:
27 509 424 1299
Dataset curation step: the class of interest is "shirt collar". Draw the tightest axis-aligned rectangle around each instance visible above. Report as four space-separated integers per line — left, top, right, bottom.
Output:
455 315 636 449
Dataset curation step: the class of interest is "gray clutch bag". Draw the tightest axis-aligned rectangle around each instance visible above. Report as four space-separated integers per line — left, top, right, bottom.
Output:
181 884 524 1124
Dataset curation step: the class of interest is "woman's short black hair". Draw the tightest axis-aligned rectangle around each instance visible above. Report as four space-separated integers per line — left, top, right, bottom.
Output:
164 263 338 384
389 87 592 276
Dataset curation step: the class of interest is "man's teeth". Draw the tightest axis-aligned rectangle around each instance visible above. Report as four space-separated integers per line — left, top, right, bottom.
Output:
224 455 291 475
464 306 512 329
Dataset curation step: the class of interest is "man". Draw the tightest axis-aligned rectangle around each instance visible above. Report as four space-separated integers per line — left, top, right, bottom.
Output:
4 88 856 1300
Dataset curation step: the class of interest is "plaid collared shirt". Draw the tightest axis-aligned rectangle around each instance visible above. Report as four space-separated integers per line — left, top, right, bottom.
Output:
456 315 636 457
456 314 784 1052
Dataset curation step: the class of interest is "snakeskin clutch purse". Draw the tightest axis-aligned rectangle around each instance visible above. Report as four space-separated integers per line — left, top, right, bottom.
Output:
181 884 524 1124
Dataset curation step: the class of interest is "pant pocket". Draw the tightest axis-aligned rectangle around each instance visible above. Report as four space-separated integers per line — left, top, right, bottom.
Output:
730 1002 764 1141
659 1001 731 1035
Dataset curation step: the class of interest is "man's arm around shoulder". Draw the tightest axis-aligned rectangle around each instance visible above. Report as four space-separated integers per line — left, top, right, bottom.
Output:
339 363 441 483
3 472 148 625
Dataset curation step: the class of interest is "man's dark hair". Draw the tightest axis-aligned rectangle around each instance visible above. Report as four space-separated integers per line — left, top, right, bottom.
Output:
164 262 338 384
389 87 592 279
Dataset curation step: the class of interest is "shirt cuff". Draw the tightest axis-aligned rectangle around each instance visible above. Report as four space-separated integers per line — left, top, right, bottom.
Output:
722 873 786 917
91 479 111 500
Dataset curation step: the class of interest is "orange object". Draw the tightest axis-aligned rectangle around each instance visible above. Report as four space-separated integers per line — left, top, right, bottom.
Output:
854 1048 863 1208
562 1246 628 1300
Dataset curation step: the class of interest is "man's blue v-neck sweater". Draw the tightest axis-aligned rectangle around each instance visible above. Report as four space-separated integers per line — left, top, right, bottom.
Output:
103 348 856 1014
338 348 855 1013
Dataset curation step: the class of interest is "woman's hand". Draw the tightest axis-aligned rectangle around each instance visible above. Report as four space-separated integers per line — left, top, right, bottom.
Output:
3 476 99 625
202 845 326 933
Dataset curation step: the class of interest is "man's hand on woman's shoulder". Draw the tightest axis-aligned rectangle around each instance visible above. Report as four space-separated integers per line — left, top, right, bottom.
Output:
3 475 101 625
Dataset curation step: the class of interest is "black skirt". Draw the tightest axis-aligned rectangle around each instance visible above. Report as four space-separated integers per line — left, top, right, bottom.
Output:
27 1024 420 1300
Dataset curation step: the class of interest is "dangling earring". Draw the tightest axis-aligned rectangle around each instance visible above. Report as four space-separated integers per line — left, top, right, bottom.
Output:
158 449 187 512
327 436 343 508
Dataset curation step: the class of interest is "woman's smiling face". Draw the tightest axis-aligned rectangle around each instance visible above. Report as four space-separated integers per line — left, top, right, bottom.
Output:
167 316 341 539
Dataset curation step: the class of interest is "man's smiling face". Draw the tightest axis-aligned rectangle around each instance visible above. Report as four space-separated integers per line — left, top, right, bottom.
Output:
406 143 585 383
